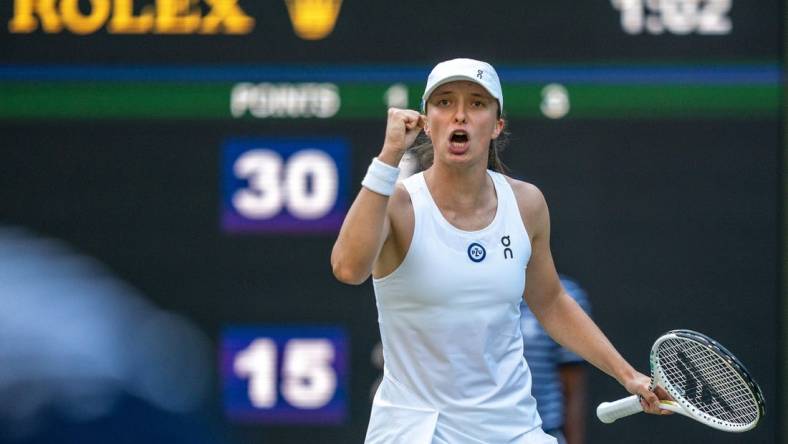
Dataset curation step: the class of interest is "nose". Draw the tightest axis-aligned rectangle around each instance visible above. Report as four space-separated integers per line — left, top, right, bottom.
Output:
453 100 467 124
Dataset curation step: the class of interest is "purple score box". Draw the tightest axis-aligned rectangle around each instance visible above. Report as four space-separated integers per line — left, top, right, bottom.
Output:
221 325 349 425
221 138 349 234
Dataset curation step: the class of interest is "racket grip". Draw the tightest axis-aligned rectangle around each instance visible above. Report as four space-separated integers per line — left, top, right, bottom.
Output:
596 395 644 424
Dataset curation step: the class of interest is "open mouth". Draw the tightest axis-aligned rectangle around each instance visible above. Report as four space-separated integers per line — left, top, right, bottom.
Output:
450 130 469 144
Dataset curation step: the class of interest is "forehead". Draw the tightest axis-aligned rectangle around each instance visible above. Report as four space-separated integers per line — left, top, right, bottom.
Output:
430 80 493 98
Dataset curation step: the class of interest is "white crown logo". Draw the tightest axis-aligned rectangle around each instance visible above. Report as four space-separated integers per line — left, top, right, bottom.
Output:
284 0 343 40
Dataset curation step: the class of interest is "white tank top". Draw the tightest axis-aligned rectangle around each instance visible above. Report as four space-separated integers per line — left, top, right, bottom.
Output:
366 171 555 444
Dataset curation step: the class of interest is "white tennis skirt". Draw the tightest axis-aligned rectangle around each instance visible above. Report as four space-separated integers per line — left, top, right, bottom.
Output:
365 374 557 444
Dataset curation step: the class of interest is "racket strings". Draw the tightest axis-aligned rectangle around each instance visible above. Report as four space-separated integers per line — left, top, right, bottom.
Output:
663 346 755 424
656 338 759 426
659 341 756 424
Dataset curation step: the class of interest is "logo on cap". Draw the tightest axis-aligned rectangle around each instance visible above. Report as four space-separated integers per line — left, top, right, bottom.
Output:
477 70 484 79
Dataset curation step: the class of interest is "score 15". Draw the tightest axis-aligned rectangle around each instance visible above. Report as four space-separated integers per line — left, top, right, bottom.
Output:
221 326 348 424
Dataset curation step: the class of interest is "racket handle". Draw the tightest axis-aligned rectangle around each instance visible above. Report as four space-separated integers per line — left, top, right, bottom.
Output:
596 395 644 423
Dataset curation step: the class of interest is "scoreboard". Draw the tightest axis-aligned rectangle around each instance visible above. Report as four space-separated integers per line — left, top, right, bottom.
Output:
1 1 780 61
0 1 782 443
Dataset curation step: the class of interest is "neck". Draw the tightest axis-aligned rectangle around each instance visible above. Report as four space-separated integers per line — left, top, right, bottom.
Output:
424 162 492 209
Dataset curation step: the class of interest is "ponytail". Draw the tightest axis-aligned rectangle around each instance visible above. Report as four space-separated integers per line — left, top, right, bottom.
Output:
486 139 507 174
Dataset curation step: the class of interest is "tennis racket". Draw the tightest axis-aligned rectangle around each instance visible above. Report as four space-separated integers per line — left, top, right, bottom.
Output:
596 329 765 432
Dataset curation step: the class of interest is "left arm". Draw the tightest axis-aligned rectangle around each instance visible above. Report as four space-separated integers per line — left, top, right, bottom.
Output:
511 179 667 414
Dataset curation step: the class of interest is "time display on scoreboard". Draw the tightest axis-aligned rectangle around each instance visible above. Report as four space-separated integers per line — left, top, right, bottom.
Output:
221 325 349 424
610 0 732 35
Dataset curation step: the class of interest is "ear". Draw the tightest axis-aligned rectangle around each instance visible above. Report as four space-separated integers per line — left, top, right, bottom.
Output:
491 118 504 139
423 117 430 136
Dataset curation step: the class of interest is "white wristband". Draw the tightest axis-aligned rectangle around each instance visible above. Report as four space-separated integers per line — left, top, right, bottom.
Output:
361 157 400 196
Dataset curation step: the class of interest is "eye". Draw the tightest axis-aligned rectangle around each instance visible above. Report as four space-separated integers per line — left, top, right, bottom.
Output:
472 100 486 108
437 98 450 107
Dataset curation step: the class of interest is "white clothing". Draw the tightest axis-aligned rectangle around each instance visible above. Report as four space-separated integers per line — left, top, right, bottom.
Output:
367 171 554 444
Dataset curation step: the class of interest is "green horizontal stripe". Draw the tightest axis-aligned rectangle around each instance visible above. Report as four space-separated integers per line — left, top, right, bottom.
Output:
0 82 779 120
559 84 779 118
0 83 228 119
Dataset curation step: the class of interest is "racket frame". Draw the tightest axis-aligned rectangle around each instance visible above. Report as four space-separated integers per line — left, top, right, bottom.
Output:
654 329 765 432
596 329 766 432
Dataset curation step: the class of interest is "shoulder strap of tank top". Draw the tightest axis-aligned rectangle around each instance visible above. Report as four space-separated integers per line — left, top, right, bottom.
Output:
401 171 426 202
487 170 513 207
488 171 529 236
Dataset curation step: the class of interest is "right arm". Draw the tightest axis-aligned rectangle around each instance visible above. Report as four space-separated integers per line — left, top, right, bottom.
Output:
514 181 669 414
330 108 424 285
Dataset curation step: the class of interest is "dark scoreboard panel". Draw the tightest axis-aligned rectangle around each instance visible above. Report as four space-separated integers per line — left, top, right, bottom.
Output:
0 117 779 443
0 0 781 63
0 1 782 443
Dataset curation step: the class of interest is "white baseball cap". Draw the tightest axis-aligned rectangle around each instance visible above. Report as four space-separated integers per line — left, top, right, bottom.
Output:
421 58 503 113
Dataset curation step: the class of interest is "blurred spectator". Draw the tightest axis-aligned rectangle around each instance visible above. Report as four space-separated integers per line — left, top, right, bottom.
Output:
520 276 591 444
0 226 227 444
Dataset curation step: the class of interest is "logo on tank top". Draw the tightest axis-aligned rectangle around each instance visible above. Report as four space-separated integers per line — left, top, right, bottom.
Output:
501 235 513 259
467 242 486 262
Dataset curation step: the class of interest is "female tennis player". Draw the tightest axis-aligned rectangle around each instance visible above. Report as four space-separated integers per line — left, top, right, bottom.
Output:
331 58 669 443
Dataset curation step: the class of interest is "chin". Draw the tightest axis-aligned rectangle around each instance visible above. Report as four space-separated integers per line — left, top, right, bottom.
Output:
439 151 485 169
